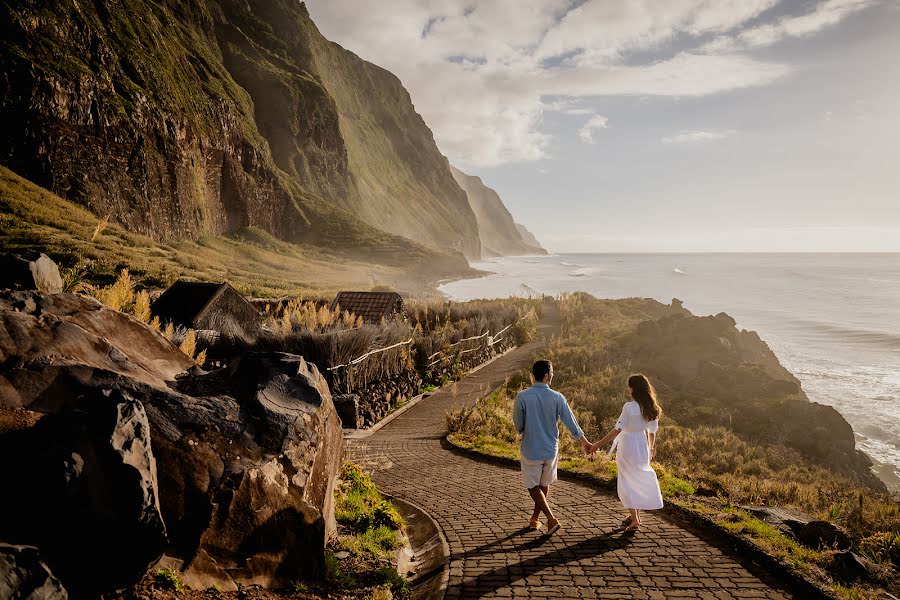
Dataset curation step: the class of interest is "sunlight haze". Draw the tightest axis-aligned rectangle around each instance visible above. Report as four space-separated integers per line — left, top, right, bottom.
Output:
307 0 900 252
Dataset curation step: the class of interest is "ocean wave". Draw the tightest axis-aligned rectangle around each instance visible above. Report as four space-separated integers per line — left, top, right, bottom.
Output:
673 267 687 275
560 261 580 267
789 319 900 350
569 267 595 277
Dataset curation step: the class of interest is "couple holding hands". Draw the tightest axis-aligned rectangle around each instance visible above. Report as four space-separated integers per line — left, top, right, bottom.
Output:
512 360 663 535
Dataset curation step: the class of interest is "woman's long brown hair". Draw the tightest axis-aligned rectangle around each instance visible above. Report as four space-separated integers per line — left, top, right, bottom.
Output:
628 373 662 421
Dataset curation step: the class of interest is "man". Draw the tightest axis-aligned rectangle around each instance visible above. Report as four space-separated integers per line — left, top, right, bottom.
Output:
513 359 591 535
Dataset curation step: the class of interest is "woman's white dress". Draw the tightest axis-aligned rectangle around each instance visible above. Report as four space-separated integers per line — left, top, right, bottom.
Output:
610 400 663 510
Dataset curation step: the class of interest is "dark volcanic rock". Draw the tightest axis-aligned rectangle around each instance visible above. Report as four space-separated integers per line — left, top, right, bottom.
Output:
0 389 166 596
0 543 68 600
0 253 63 295
0 291 194 409
829 551 872 582
798 520 852 551
333 394 362 429
0 292 343 592
742 506 811 538
157 353 343 588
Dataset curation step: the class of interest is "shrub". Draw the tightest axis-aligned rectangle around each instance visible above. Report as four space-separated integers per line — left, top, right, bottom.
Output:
153 569 184 592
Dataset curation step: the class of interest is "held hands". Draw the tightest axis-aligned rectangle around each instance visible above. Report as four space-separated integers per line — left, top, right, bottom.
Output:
580 438 603 457
579 437 593 455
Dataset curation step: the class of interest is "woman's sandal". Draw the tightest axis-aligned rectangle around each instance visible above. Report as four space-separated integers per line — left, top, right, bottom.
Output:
624 522 641 532
621 515 635 527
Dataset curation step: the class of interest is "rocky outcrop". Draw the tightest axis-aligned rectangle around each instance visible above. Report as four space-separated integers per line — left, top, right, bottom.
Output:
0 0 479 266
0 253 63 294
0 291 344 593
618 311 877 481
450 166 547 256
0 544 68 600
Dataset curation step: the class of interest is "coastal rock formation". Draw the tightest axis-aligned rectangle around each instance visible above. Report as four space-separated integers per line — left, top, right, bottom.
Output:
0 0 479 265
619 311 876 480
0 291 343 593
0 543 68 600
450 166 547 256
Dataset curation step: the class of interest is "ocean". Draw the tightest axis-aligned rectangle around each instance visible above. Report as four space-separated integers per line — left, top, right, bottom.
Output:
440 253 900 491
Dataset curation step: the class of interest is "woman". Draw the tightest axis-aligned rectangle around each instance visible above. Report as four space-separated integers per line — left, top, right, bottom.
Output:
590 373 664 531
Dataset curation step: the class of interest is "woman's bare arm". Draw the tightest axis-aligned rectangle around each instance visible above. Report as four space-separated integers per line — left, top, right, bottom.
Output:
648 431 656 461
588 427 621 453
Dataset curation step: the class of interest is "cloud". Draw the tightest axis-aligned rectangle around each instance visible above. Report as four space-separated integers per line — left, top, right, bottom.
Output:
306 0 876 167
738 0 877 48
661 129 737 144
578 115 609 144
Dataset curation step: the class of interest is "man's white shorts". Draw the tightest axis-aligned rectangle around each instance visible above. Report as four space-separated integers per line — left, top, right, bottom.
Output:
520 455 559 489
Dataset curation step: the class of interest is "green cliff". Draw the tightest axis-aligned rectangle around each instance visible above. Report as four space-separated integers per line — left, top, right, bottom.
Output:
0 0 480 277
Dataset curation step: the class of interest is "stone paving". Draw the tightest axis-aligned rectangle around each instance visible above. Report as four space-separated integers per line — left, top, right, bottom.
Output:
347 306 793 599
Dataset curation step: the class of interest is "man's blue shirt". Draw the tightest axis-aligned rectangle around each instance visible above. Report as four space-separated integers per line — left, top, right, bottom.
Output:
512 383 584 461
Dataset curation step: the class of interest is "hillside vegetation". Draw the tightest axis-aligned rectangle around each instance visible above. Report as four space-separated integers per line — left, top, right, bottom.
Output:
0 165 462 296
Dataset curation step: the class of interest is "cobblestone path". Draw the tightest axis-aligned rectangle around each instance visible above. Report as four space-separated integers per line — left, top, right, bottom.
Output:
347 305 793 599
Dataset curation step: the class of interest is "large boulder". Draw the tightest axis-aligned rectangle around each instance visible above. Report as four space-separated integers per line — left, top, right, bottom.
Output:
165 353 343 587
0 389 166 596
0 292 344 593
0 291 194 409
0 253 63 295
0 544 68 600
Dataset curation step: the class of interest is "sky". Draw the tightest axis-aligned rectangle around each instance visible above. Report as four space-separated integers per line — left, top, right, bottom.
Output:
305 0 900 253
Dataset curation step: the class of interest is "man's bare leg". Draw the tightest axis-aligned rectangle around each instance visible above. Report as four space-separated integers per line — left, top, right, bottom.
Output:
531 485 549 522
528 486 555 521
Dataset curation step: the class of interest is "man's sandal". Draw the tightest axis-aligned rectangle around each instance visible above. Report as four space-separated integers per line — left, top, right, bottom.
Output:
546 519 562 536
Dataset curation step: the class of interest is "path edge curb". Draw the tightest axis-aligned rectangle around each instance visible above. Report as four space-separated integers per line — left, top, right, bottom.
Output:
386 494 451 600
442 436 840 600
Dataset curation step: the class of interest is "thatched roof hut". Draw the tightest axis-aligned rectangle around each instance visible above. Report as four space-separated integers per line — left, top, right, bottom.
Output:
331 291 403 324
152 281 260 334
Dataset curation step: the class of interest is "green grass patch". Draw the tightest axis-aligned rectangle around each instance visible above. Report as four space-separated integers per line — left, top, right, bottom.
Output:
336 463 405 535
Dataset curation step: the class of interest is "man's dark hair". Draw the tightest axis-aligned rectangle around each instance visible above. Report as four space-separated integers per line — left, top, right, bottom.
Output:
532 359 552 382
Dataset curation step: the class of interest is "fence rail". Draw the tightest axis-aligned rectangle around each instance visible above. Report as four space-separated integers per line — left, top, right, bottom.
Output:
327 338 413 372
328 314 529 374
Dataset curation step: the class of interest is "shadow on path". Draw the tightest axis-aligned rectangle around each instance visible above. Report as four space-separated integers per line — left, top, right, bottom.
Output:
449 530 635 596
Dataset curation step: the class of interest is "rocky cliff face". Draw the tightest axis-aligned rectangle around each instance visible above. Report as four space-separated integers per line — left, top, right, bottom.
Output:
450 166 546 256
0 0 479 267
515 223 545 253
